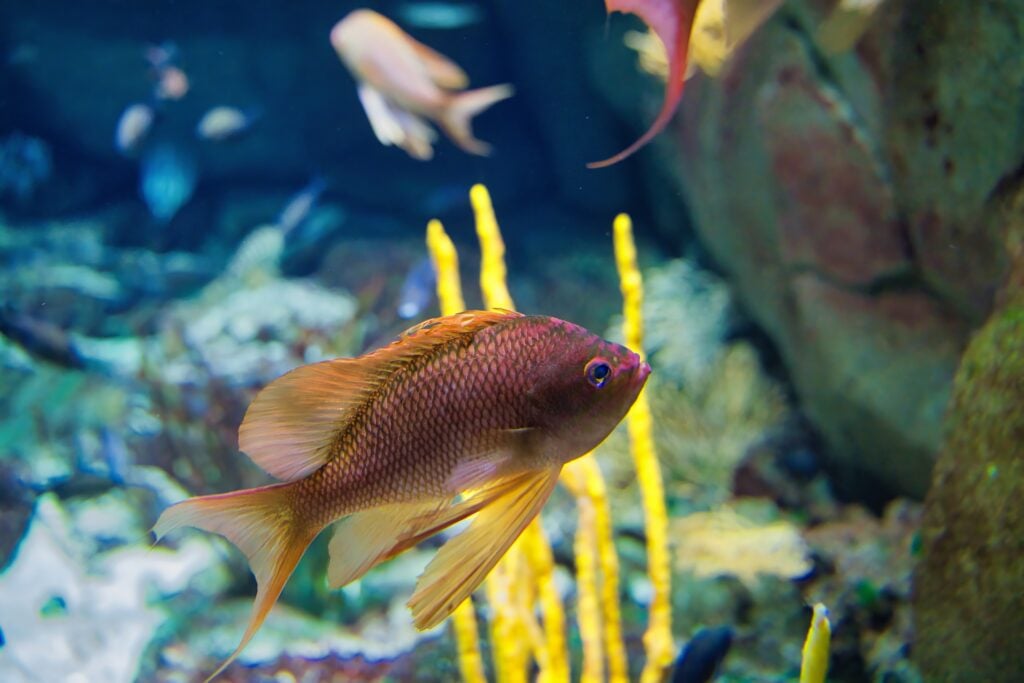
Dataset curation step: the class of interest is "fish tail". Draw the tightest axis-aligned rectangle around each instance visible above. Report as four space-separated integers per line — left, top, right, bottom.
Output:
441 84 514 156
154 482 318 682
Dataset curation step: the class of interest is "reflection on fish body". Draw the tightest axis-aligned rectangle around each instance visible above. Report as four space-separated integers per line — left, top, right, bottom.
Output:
397 256 437 319
155 310 650 680
330 9 513 160
139 143 197 223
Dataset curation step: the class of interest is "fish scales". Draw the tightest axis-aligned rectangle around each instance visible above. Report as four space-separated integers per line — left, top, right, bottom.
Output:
295 315 552 526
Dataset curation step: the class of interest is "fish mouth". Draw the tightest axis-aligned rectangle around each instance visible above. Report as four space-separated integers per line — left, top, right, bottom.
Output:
639 361 651 381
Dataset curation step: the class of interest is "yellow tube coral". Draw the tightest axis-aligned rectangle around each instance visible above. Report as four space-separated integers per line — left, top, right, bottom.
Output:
471 183 515 311
472 183 569 683
613 213 674 682
425 218 486 683
800 603 832 683
583 458 629 683
426 219 466 316
561 461 604 683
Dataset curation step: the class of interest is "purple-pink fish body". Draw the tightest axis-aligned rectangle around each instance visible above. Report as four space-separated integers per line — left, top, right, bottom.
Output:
155 310 649 680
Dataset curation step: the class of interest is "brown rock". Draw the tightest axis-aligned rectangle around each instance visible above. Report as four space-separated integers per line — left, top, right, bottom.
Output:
913 229 1024 678
645 0 1024 495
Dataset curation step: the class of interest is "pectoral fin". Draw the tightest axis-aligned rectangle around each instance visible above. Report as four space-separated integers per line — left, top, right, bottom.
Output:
358 84 406 146
408 465 561 630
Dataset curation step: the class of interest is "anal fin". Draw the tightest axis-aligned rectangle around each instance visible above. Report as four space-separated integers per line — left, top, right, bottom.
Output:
327 498 450 589
408 466 562 630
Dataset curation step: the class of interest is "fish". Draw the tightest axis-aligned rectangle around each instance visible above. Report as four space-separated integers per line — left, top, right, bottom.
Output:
816 0 886 55
139 142 198 223
670 626 734 683
0 131 52 202
397 256 437 319
276 176 327 236
196 106 260 141
0 305 86 370
144 41 179 72
396 1 486 30
144 41 190 101
155 310 650 680
329 9 514 160
589 0 703 169
115 103 156 155
154 65 189 101
688 0 782 78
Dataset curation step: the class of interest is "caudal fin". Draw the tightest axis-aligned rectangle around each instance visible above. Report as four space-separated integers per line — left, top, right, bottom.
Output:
154 483 316 682
441 84 514 156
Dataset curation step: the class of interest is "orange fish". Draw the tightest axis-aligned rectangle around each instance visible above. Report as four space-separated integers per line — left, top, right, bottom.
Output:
155 310 650 679
330 9 513 160
589 0 703 168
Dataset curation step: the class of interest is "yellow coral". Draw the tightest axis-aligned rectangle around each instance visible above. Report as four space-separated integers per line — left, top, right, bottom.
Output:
472 183 568 683
800 603 832 683
471 183 514 311
427 192 665 683
614 214 674 682
562 457 630 683
425 218 486 683
426 219 466 316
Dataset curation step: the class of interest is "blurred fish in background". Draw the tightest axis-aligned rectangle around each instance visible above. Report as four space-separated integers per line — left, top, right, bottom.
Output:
276 176 327 236
0 131 52 205
330 9 513 160
816 0 888 54
396 256 437 319
196 106 261 142
0 304 86 371
670 626 734 683
396 1 485 29
115 102 156 156
139 142 197 223
146 41 190 102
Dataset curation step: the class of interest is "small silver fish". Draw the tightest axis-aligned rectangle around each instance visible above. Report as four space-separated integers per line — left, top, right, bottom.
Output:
115 103 155 155
139 143 198 223
397 256 437 319
277 177 327 235
196 106 259 141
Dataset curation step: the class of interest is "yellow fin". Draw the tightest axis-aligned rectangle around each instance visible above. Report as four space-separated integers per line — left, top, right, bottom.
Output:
327 498 450 589
408 466 561 630
153 483 316 682
239 309 524 482
326 454 538 589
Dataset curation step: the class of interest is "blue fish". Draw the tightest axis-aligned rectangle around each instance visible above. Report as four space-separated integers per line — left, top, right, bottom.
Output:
0 131 52 203
397 256 437 319
139 142 197 223
671 626 734 683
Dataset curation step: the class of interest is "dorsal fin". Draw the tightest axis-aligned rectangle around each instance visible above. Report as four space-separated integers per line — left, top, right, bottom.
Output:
238 309 523 481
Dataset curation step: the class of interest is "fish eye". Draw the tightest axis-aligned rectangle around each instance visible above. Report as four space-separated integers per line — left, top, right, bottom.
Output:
585 359 611 388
